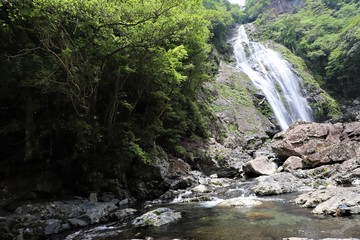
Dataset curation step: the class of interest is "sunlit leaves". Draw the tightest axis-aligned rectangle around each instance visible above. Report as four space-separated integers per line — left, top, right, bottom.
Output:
258 0 360 97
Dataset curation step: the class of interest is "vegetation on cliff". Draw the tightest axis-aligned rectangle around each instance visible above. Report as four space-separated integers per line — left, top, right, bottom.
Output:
274 43 341 120
0 0 242 195
248 0 360 99
1 0 358 199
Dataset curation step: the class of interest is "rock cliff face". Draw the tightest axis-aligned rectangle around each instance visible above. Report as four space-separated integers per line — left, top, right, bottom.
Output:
269 0 305 15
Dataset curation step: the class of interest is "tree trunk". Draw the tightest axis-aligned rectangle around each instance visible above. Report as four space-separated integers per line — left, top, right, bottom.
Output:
24 95 35 162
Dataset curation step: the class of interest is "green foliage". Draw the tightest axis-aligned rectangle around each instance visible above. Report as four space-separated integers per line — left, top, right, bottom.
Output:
174 145 187 158
0 0 236 192
254 0 360 99
244 0 270 22
204 0 245 60
312 92 341 120
326 16 360 97
130 142 150 164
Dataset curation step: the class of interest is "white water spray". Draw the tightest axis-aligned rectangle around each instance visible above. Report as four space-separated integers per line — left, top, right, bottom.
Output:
233 25 313 130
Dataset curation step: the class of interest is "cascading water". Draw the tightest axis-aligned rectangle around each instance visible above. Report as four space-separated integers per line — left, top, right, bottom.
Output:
233 25 313 130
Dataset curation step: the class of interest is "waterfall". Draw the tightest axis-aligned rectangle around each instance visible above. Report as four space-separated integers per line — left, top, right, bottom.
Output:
233 25 313 130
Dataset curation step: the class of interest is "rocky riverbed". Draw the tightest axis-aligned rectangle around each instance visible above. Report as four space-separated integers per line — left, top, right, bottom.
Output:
2 60 360 239
1 120 360 239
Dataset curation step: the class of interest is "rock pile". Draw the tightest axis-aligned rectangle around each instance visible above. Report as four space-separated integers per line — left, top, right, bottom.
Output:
268 121 360 216
272 121 360 167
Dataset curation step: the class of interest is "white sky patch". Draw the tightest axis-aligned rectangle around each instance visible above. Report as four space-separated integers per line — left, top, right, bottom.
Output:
227 0 246 7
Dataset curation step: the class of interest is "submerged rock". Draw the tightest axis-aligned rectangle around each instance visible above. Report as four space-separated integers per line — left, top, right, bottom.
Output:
217 197 262 207
245 211 274 221
132 208 181 227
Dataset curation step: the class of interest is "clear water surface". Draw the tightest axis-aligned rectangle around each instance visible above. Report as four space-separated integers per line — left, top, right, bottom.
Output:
106 198 360 240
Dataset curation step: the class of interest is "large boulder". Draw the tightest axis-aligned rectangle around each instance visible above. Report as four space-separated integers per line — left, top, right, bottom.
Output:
282 156 304 172
127 157 195 200
295 187 360 216
272 122 360 167
132 208 181 227
250 172 299 196
306 142 360 167
110 208 137 221
243 156 278 176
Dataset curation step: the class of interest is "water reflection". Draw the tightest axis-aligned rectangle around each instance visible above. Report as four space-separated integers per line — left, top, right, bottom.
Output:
109 200 360 240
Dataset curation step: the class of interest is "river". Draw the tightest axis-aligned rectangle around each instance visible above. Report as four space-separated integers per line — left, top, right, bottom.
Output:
65 195 360 239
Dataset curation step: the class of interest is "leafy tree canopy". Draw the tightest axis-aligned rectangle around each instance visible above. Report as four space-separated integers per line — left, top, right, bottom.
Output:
0 0 243 193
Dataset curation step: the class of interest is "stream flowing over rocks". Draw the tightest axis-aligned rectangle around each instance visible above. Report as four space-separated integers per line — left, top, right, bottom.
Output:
2 57 360 239
2 121 360 239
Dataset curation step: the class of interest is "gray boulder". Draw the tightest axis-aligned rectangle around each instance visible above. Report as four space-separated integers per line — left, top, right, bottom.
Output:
67 218 89 228
342 122 360 141
331 157 360 185
44 219 61 235
243 156 278 176
80 202 117 224
132 208 181 227
251 172 299 196
110 208 137 221
283 156 304 172
295 187 360 216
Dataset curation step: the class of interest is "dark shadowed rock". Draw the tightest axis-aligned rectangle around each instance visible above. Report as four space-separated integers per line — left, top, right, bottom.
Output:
6 199 119 239
44 219 61 235
68 218 89 228
127 156 194 200
110 208 137 221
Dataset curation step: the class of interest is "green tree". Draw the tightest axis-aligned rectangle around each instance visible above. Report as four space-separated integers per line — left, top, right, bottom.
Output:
255 0 360 98
0 0 239 195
